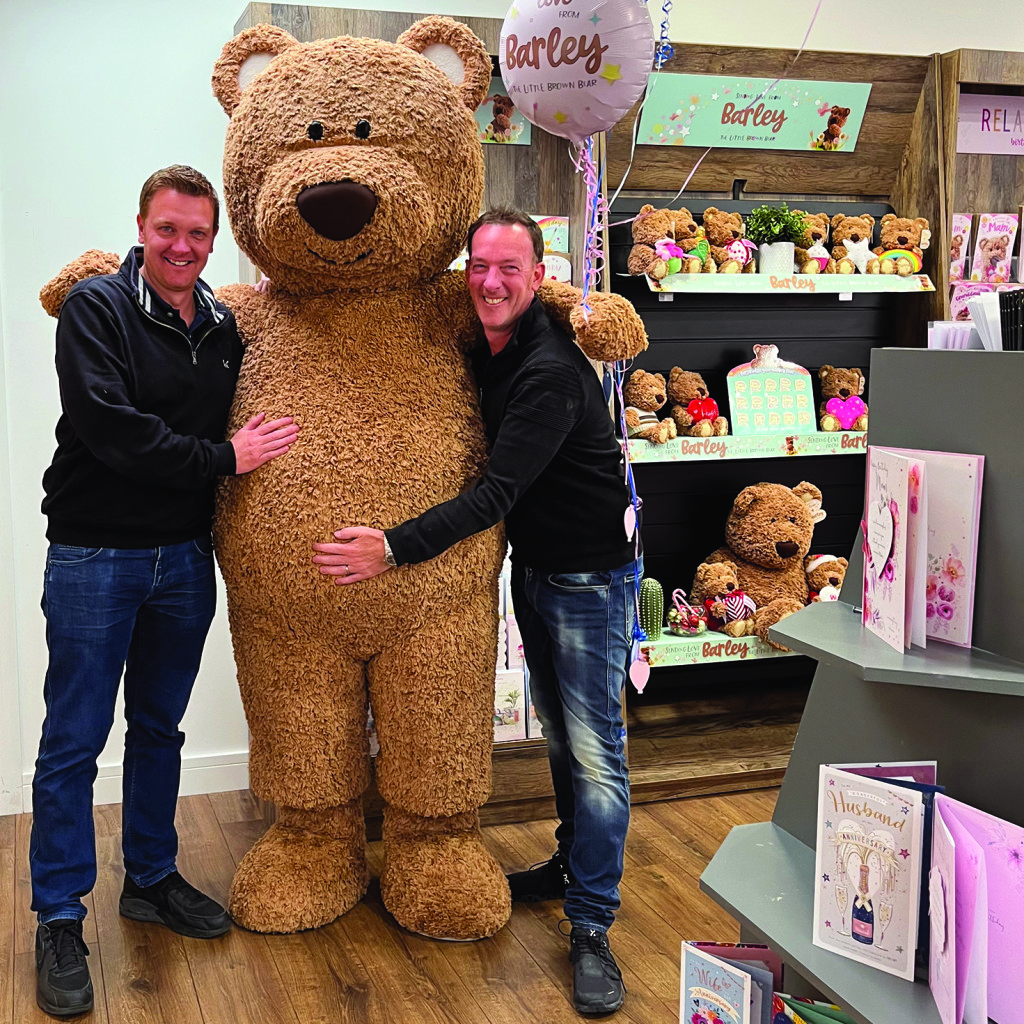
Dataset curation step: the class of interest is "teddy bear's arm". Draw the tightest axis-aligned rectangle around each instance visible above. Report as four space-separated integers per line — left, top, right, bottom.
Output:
40 251 123 318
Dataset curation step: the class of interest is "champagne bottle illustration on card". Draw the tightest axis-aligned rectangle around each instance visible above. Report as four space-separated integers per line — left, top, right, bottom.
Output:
851 863 874 944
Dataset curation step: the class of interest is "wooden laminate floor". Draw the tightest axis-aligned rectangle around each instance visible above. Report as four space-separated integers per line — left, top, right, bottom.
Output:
0 787 777 1024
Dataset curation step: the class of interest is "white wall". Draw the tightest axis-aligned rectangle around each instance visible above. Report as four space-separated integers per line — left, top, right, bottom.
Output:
2 0 1022 813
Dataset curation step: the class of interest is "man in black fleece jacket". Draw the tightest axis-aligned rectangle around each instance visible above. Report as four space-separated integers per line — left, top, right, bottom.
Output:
32 166 298 1019
313 208 639 1017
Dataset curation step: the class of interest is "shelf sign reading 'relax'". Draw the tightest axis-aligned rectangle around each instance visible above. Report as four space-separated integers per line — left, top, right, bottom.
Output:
637 73 871 152
957 93 1024 154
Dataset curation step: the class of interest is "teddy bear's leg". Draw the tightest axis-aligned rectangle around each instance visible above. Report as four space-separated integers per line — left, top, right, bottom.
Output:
370 590 510 940
228 628 372 932
711 416 729 436
752 598 806 651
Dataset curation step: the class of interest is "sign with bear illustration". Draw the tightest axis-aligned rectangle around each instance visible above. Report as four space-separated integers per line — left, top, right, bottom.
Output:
474 75 532 145
638 73 871 152
726 344 817 436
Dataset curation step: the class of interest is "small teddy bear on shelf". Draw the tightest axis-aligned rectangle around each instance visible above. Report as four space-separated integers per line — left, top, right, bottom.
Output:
627 205 712 281
830 214 879 274
818 365 868 432
873 213 931 276
792 211 835 274
805 553 849 602
623 370 677 445
703 207 756 273
691 561 757 637
485 94 516 141
667 367 728 437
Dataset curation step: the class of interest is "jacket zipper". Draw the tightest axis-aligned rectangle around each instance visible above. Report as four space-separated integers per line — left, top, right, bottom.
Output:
138 307 222 365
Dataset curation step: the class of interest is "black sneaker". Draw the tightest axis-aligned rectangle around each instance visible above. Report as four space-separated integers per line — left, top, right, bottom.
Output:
120 871 231 939
35 919 93 1018
569 926 625 1015
507 849 575 903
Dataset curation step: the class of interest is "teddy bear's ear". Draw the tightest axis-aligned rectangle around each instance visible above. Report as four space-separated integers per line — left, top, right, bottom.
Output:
212 24 298 117
398 16 491 112
836 557 849 571
864 214 876 227
850 368 864 392
732 487 760 515
880 213 896 229
793 481 826 524
703 207 720 218
818 364 834 379
831 213 846 230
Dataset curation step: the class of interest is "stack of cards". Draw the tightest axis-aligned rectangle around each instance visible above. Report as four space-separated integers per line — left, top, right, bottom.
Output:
998 287 1024 350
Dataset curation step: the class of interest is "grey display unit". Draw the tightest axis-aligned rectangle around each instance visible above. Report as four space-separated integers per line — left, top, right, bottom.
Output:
700 348 1024 1024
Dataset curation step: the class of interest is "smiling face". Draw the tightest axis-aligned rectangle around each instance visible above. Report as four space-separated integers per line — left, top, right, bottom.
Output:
466 223 544 352
137 189 216 304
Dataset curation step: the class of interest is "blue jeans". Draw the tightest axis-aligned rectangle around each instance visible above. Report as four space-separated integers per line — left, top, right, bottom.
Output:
512 556 639 932
31 540 216 924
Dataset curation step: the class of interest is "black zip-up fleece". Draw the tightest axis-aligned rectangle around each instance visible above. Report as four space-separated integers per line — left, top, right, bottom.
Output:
387 298 636 573
41 247 243 547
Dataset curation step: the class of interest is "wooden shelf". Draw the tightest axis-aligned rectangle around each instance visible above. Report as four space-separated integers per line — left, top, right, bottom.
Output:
770 600 1024 697
641 629 797 668
625 430 867 463
642 273 935 295
700 822 944 1024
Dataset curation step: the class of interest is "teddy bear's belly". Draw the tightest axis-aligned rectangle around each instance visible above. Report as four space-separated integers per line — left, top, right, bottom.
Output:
212 331 503 656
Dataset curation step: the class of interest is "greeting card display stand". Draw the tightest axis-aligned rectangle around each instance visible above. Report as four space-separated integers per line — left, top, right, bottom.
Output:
701 349 1024 1024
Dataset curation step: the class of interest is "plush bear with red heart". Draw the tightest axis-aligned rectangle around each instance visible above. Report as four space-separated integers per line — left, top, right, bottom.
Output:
667 367 729 437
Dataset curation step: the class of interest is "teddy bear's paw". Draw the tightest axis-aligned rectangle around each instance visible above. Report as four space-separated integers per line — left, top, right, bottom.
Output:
228 801 369 933
752 598 806 650
819 414 840 433
381 806 511 940
837 259 855 275
570 294 648 362
712 417 729 436
853 414 868 431
719 260 741 274
689 420 713 438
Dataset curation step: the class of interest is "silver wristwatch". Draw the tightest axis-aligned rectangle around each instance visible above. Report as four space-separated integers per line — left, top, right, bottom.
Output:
383 535 398 567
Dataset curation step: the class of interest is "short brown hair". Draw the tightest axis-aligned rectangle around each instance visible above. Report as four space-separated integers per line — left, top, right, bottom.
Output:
467 207 544 263
138 165 220 234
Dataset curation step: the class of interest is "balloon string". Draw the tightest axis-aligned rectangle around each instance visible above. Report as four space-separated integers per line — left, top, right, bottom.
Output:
574 136 609 315
607 0 825 225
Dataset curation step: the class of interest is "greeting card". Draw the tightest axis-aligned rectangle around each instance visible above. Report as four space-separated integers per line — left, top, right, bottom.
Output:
813 766 925 981
687 943 783 991
950 214 972 283
775 995 857 1024
877 449 984 648
681 943 751 1024
931 795 1024 1024
970 213 1018 284
861 447 910 651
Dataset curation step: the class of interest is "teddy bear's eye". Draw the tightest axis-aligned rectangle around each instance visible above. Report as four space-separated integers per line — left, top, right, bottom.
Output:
789 516 797 523
355 119 371 140
307 121 324 141
770 517 776 523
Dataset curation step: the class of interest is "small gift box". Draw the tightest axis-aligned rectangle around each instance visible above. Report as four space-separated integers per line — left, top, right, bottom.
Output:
666 588 708 636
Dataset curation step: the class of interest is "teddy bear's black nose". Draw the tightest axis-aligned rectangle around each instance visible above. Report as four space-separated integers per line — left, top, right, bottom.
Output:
296 181 378 241
775 540 799 558
897 235 908 245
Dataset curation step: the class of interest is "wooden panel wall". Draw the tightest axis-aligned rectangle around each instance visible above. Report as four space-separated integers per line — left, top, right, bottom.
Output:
234 3 575 222
606 47 931 198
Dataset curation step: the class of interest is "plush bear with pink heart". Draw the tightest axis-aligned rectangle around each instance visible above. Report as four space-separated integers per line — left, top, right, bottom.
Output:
818 364 868 432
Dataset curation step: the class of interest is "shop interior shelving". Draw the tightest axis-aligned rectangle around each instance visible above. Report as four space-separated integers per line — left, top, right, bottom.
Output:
626 430 867 463
701 348 1024 1024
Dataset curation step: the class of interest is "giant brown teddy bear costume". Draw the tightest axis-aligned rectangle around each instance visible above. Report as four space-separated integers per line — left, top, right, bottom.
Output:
41 18 645 941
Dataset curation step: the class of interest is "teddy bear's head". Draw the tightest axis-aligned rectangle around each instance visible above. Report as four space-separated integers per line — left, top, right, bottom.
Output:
624 370 668 412
491 95 515 118
979 234 1010 268
805 553 848 597
667 367 711 406
211 18 492 296
793 211 830 248
818 364 865 401
692 560 742 605
703 207 745 246
632 205 701 246
878 214 930 251
830 214 875 249
724 481 824 570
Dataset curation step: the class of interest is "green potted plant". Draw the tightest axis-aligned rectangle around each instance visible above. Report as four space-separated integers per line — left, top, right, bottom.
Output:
744 202 807 276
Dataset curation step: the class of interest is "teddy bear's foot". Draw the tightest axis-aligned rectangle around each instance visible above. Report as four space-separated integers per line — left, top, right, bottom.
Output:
681 257 703 274
229 800 369 933
719 260 741 274
381 806 510 941
703 258 717 274
752 598 807 651
879 258 897 275
688 420 713 438
866 258 881 275
819 414 840 432
837 259 855 274
800 260 820 275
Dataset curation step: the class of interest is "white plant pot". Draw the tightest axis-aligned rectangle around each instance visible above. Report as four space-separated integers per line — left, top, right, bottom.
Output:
758 242 796 276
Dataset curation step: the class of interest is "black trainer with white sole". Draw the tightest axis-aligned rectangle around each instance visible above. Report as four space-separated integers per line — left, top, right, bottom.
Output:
507 849 576 903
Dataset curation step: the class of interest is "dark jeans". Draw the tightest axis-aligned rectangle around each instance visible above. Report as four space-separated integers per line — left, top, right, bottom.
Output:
31 540 216 923
512 557 639 931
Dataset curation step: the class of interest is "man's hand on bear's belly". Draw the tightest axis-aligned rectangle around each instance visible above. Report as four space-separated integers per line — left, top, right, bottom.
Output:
312 526 391 584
